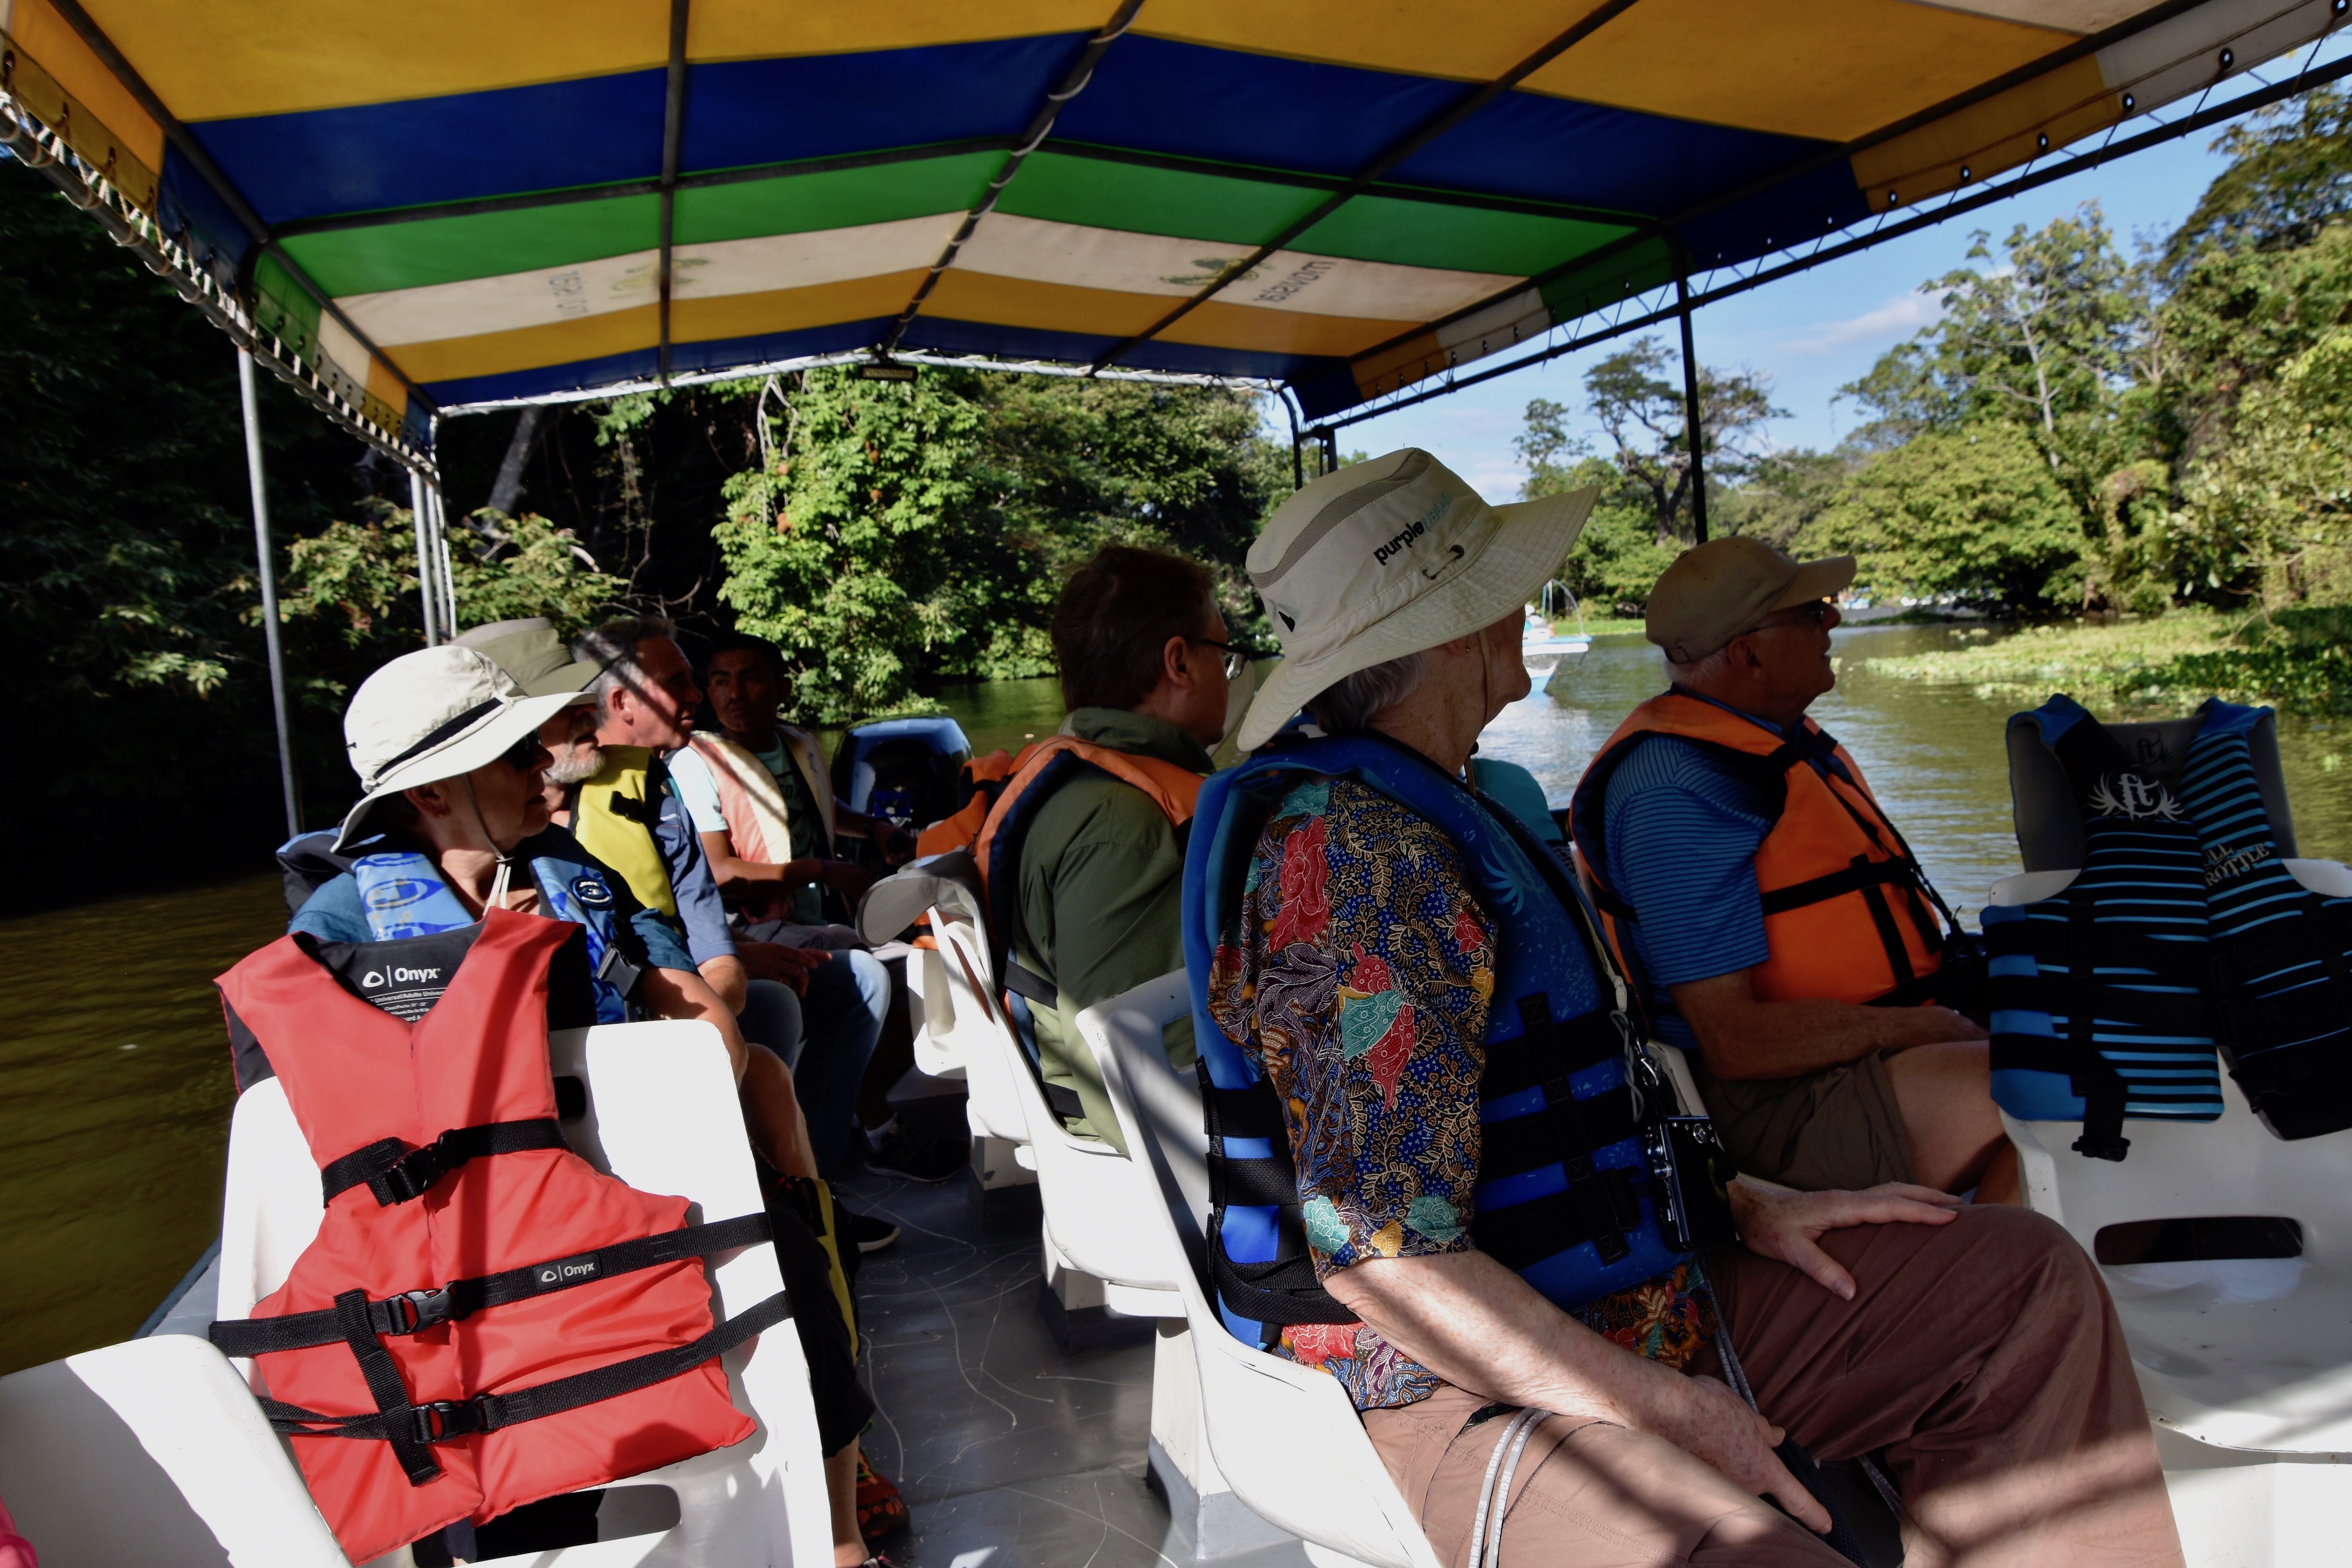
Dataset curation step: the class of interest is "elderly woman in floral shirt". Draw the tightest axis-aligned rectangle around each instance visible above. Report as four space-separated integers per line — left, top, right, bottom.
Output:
1203 450 2181 1567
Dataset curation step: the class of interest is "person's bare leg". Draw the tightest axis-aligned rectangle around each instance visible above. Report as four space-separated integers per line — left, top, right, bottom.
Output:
1885 1040 2019 1203
825 1444 864 1566
741 1045 819 1178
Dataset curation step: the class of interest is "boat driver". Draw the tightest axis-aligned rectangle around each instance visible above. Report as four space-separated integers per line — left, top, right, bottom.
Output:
1571 539 2019 1203
1201 451 2180 1565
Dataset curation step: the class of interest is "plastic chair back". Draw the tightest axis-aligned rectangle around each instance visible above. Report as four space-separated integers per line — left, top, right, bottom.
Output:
219 1019 832 1566
927 910 1180 1307
927 911 1037 1145
2006 706 2296 872
0 1334 347 1567
1085 972 1442 1568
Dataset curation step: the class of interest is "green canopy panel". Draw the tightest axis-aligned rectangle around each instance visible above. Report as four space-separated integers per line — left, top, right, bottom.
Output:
1 0 2343 456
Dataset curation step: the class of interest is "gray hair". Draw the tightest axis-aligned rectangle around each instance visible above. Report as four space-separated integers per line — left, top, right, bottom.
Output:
1664 640 1738 691
573 615 677 718
1309 651 1429 734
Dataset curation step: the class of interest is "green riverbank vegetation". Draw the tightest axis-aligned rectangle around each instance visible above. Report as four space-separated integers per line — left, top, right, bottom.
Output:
1521 89 2352 712
1854 606 2352 714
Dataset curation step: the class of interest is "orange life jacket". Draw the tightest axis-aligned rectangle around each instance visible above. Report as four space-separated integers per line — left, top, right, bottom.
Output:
208 911 771 1562
970 735 1202 1007
915 745 1031 859
1569 691 1947 1011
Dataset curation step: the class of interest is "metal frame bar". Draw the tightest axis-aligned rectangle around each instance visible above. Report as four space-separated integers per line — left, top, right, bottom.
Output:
41 0 435 416
657 0 690 382
433 346 1278 417
1088 0 1645 373
878 0 1143 356
238 349 300 837
0 88 433 469
1674 261 1708 545
1306 41 2352 437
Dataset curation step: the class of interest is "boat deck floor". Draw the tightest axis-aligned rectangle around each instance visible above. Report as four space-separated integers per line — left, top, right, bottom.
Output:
837 1162 1313 1568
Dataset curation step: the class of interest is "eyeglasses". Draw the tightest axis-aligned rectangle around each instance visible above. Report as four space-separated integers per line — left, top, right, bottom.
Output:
1192 637 1267 680
1742 600 1833 637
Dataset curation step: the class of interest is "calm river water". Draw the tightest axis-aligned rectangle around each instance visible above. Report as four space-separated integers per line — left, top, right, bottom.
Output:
6 620 2350 1373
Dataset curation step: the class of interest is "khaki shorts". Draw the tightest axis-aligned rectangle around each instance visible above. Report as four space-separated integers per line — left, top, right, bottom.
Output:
1691 1049 1915 1191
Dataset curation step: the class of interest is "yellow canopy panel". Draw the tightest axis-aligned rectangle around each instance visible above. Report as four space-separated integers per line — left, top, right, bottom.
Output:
0 0 2336 445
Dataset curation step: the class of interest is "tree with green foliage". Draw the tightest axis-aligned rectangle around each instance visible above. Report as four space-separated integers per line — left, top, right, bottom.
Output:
2175 326 2352 605
715 367 1285 723
2164 86 2352 277
1803 422 2083 606
1579 339 1785 544
1842 209 2143 518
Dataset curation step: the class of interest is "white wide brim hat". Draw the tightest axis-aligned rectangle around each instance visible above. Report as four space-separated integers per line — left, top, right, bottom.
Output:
1234 449 1598 753
332 646 584 852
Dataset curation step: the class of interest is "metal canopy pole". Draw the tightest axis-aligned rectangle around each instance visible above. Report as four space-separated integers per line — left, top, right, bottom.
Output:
1675 268 1709 546
237 349 300 838
409 467 443 645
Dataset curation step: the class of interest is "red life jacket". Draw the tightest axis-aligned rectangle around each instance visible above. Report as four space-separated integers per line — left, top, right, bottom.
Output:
210 910 773 1563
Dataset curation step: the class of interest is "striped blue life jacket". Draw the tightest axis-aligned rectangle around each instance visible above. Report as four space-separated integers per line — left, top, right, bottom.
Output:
2184 703 2352 1139
352 848 636 1024
1986 697 2352 1155
1182 733 1690 1348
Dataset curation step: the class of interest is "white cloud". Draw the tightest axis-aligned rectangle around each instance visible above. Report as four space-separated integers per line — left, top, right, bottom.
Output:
1775 291 1943 357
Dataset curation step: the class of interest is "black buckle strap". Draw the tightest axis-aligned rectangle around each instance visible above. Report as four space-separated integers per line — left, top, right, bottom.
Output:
208 1212 773 1360
1004 959 1057 1006
322 1119 569 1207
260 1287 793 1472
1480 997 1624 1101
1757 857 1915 916
1472 1164 1646 1271
2064 900 2131 1162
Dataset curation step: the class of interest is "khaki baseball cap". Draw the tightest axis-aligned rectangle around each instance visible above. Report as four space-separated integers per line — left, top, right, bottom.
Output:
1233 449 1596 753
454 617 603 697
1645 536 1856 664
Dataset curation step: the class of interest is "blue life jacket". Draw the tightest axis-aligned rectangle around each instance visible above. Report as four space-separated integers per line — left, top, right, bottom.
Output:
1183 733 1689 1349
352 850 636 1024
1986 697 2352 1153
2181 701 2352 1138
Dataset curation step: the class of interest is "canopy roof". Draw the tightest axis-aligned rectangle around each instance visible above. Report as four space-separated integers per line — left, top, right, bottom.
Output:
1 0 2340 460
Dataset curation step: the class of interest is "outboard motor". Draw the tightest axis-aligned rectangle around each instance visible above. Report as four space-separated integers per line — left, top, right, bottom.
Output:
832 716 973 845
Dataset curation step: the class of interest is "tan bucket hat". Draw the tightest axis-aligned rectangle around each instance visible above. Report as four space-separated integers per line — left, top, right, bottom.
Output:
1645 536 1856 664
1232 449 1596 753
332 646 584 851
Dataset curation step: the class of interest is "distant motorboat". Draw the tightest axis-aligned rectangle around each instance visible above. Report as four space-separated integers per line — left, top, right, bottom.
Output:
1522 581 1591 686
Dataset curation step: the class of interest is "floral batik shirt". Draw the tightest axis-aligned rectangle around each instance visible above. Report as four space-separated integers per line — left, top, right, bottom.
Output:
1202 777 1716 1412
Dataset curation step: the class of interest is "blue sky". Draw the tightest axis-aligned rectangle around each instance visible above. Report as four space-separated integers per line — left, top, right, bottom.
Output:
1316 116 2266 503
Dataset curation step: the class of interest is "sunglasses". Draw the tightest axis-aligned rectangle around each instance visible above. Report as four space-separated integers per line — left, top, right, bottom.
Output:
1193 637 1268 680
1743 600 1833 637
497 731 546 771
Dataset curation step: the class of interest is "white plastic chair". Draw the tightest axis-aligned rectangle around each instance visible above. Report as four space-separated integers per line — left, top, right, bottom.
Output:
0 1333 348 1567
930 908 1182 1315
1987 874 2352 1564
216 1019 833 1568
1084 971 1442 1568
924 914 1030 1146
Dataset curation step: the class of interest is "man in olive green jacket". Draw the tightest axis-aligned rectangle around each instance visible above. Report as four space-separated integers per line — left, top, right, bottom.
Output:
1007 547 1236 1150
